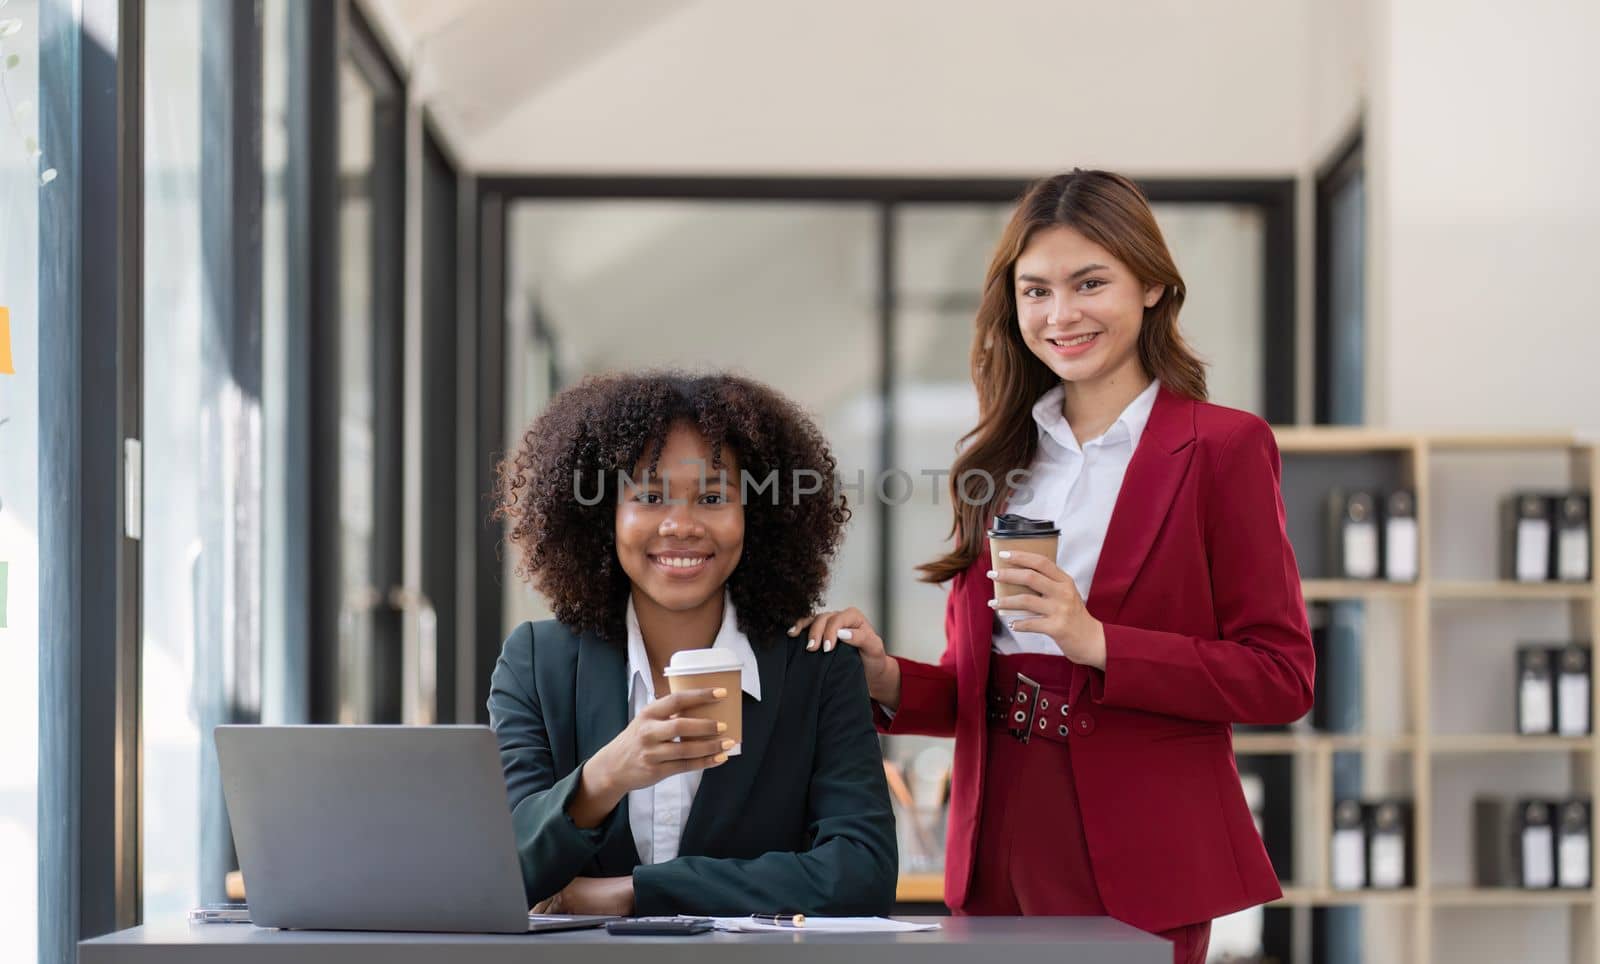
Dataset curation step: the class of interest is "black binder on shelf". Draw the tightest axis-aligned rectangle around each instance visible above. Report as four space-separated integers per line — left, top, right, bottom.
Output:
1328 489 1381 580
1554 493 1592 583
1474 797 1514 887
1555 643 1592 737
1330 798 1366 890
1557 799 1592 889
1516 645 1556 735
1502 492 1554 582
1517 799 1557 889
1478 797 1561 889
1383 489 1419 582
1365 799 1411 889
1310 603 1363 734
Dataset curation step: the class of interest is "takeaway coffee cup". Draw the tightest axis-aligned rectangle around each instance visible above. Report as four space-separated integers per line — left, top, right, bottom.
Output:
988 513 1061 617
663 648 743 753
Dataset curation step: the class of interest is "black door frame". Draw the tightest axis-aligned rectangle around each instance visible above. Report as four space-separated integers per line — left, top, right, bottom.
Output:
305 0 408 724
420 114 464 724
1314 128 1365 426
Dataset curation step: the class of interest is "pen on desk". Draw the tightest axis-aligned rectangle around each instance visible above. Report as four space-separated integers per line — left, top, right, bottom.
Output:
751 913 806 927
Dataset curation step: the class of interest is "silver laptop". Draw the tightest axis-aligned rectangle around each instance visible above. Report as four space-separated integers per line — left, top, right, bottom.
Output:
215 724 617 934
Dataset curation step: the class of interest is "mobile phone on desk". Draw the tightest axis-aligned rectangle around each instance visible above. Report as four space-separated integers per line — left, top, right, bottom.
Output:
188 903 251 924
605 917 714 936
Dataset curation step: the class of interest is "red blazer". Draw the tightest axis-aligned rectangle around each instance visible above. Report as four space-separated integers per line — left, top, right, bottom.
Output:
880 386 1314 934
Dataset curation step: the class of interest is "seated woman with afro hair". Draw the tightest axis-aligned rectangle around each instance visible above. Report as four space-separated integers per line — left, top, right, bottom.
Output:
488 370 897 917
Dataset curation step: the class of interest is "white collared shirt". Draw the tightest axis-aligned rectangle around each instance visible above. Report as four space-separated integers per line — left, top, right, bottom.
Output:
993 378 1161 656
624 591 762 865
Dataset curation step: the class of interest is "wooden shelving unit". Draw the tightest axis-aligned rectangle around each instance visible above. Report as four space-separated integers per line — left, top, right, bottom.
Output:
1232 733 1415 754
1431 888 1595 908
1301 579 1419 602
1429 735 1593 754
1269 429 1599 963
1271 886 1419 907
1431 581 1593 602
892 429 1600 964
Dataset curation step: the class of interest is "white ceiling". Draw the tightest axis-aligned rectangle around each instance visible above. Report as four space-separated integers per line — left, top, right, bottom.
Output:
359 0 1324 177
361 0 699 165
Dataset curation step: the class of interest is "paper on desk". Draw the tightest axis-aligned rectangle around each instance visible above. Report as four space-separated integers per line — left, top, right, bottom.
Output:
691 916 940 933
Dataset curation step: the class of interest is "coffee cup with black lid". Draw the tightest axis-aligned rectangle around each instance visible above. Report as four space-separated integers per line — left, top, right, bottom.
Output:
987 514 1061 618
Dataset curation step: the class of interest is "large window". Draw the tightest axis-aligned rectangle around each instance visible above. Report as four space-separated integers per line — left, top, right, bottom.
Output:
324 8 406 725
260 0 300 726
141 0 208 919
142 0 272 918
335 54 381 721
0 3 44 960
140 0 416 919
18 0 431 951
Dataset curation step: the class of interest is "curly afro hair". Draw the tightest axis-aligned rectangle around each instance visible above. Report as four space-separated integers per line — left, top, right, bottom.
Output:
494 370 852 645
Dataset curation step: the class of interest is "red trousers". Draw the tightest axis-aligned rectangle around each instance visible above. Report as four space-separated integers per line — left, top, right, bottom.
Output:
954 653 1211 964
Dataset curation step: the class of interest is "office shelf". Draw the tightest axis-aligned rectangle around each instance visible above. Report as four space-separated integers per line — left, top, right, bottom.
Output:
1426 433 1589 453
1232 733 1414 755
1430 581 1593 601
1272 428 1424 454
1302 579 1419 601
1231 733 1324 754
1275 429 1600 964
1271 887 1419 907
1430 735 1593 754
1431 888 1595 908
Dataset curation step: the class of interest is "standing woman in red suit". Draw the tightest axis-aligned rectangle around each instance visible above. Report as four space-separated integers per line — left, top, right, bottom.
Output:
795 169 1315 964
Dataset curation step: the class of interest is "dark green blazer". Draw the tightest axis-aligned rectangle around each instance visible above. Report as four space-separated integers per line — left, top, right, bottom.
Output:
487 618 898 916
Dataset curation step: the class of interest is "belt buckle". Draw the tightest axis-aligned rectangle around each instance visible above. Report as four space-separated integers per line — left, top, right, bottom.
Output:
1008 673 1041 744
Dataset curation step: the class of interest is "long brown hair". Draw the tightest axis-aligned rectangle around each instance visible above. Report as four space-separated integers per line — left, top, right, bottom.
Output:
917 169 1208 584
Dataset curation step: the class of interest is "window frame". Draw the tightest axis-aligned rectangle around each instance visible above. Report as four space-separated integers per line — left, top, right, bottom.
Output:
303 0 409 725
1314 128 1366 426
38 0 144 956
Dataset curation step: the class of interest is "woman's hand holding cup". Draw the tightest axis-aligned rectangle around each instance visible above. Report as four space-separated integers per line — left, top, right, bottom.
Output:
569 688 733 828
990 548 1107 668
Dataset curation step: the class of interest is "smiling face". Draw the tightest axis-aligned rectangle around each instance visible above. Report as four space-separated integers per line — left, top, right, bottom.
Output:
1014 224 1164 389
613 421 745 618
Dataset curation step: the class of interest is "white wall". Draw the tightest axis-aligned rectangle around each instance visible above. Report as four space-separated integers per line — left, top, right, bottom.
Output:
1364 5 1600 961
398 0 1319 178
1307 0 1368 164
1368 0 1600 434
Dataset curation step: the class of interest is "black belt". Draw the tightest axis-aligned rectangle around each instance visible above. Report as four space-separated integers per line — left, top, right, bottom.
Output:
986 671 1075 744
